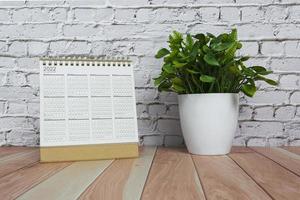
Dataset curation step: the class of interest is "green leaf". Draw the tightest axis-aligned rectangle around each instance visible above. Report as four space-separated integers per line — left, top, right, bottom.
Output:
203 53 220 66
194 33 206 45
163 63 176 74
229 28 237 41
185 34 194 49
155 48 170 58
173 61 186 68
172 77 185 93
200 75 216 83
249 66 267 72
212 42 234 52
186 69 201 74
242 84 257 97
153 75 165 86
240 56 250 61
255 75 278 86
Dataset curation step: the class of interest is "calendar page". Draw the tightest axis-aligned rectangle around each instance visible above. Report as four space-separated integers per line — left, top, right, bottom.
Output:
40 57 138 147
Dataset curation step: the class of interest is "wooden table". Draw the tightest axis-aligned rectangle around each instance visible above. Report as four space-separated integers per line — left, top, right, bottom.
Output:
0 146 299 200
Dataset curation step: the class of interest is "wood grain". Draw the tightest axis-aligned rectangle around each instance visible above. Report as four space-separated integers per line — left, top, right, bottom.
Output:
17 160 113 200
282 146 300 156
79 147 156 200
230 151 300 200
142 148 206 200
251 147 300 176
0 162 71 200
0 147 35 158
0 149 39 178
192 154 271 200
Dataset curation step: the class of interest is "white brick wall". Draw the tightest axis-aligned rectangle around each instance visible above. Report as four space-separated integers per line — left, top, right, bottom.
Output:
0 0 300 147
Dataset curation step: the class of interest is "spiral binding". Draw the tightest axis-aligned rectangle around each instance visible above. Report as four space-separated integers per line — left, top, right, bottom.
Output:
40 56 132 67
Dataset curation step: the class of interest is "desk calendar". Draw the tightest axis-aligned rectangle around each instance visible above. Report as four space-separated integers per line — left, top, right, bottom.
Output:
40 57 139 162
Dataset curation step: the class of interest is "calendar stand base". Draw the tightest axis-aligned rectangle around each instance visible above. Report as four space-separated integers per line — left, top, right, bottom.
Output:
40 143 139 162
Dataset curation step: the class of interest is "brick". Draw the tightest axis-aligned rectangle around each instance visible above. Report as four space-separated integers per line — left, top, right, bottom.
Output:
246 91 289 104
74 8 113 22
136 9 154 23
137 119 157 135
200 7 219 22
0 9 10 22
289 6 300 23
268 137 288 146
290 92 300 104
220 7 240 22
27 73 39 89
285 41 300 57
0 57 16 69
16 57 39 70
6 128 38 146
164 135 184 147
114 9 136 23
261 41 284 56
7 101 27 114
109 0 149 6
136 104 149 119
241 7 264 22
6 71 27 86
27 42 49 56
276 24 300 39
0 117 34 130
279 74 299 89
0 101 6 114
159 92 178 104
253 106 274 120
289 140 300 146
63 24 100 38
12 8 50 22
238 41 259 57
157 119 182 135
142 135 163 146
274 106 296 120
240 121 284 137
237 24 275 39
49 41 91 55
0 86 36 100
285 122 300 138
135 88 158 103
22 24 59 38
50 8 67 21
166 105 179 118
27 101 39 116
264 6 289 23
239 105 253 120
7 41 27 57
247 138 267 147
148 104 166 116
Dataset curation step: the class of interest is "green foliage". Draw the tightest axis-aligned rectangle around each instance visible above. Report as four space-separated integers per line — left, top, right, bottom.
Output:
153 29 277 97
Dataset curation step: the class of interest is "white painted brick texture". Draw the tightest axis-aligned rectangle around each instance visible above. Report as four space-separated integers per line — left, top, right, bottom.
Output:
0 0 299 147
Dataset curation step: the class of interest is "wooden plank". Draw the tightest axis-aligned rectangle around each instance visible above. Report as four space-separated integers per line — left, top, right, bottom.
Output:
0 162 71 200
251 147 300 176
142 148 206 200
282 146 300 156
79 147 156 200
0 147 35 158
17 160 113 200
0 149 39 178
192 154 271 200
123 147 157 200
230 150 300 200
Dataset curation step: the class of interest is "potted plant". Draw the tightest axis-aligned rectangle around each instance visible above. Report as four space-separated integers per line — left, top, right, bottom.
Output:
154 29 277 155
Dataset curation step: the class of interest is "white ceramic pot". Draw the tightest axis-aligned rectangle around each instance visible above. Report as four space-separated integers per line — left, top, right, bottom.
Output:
178 93 239 155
